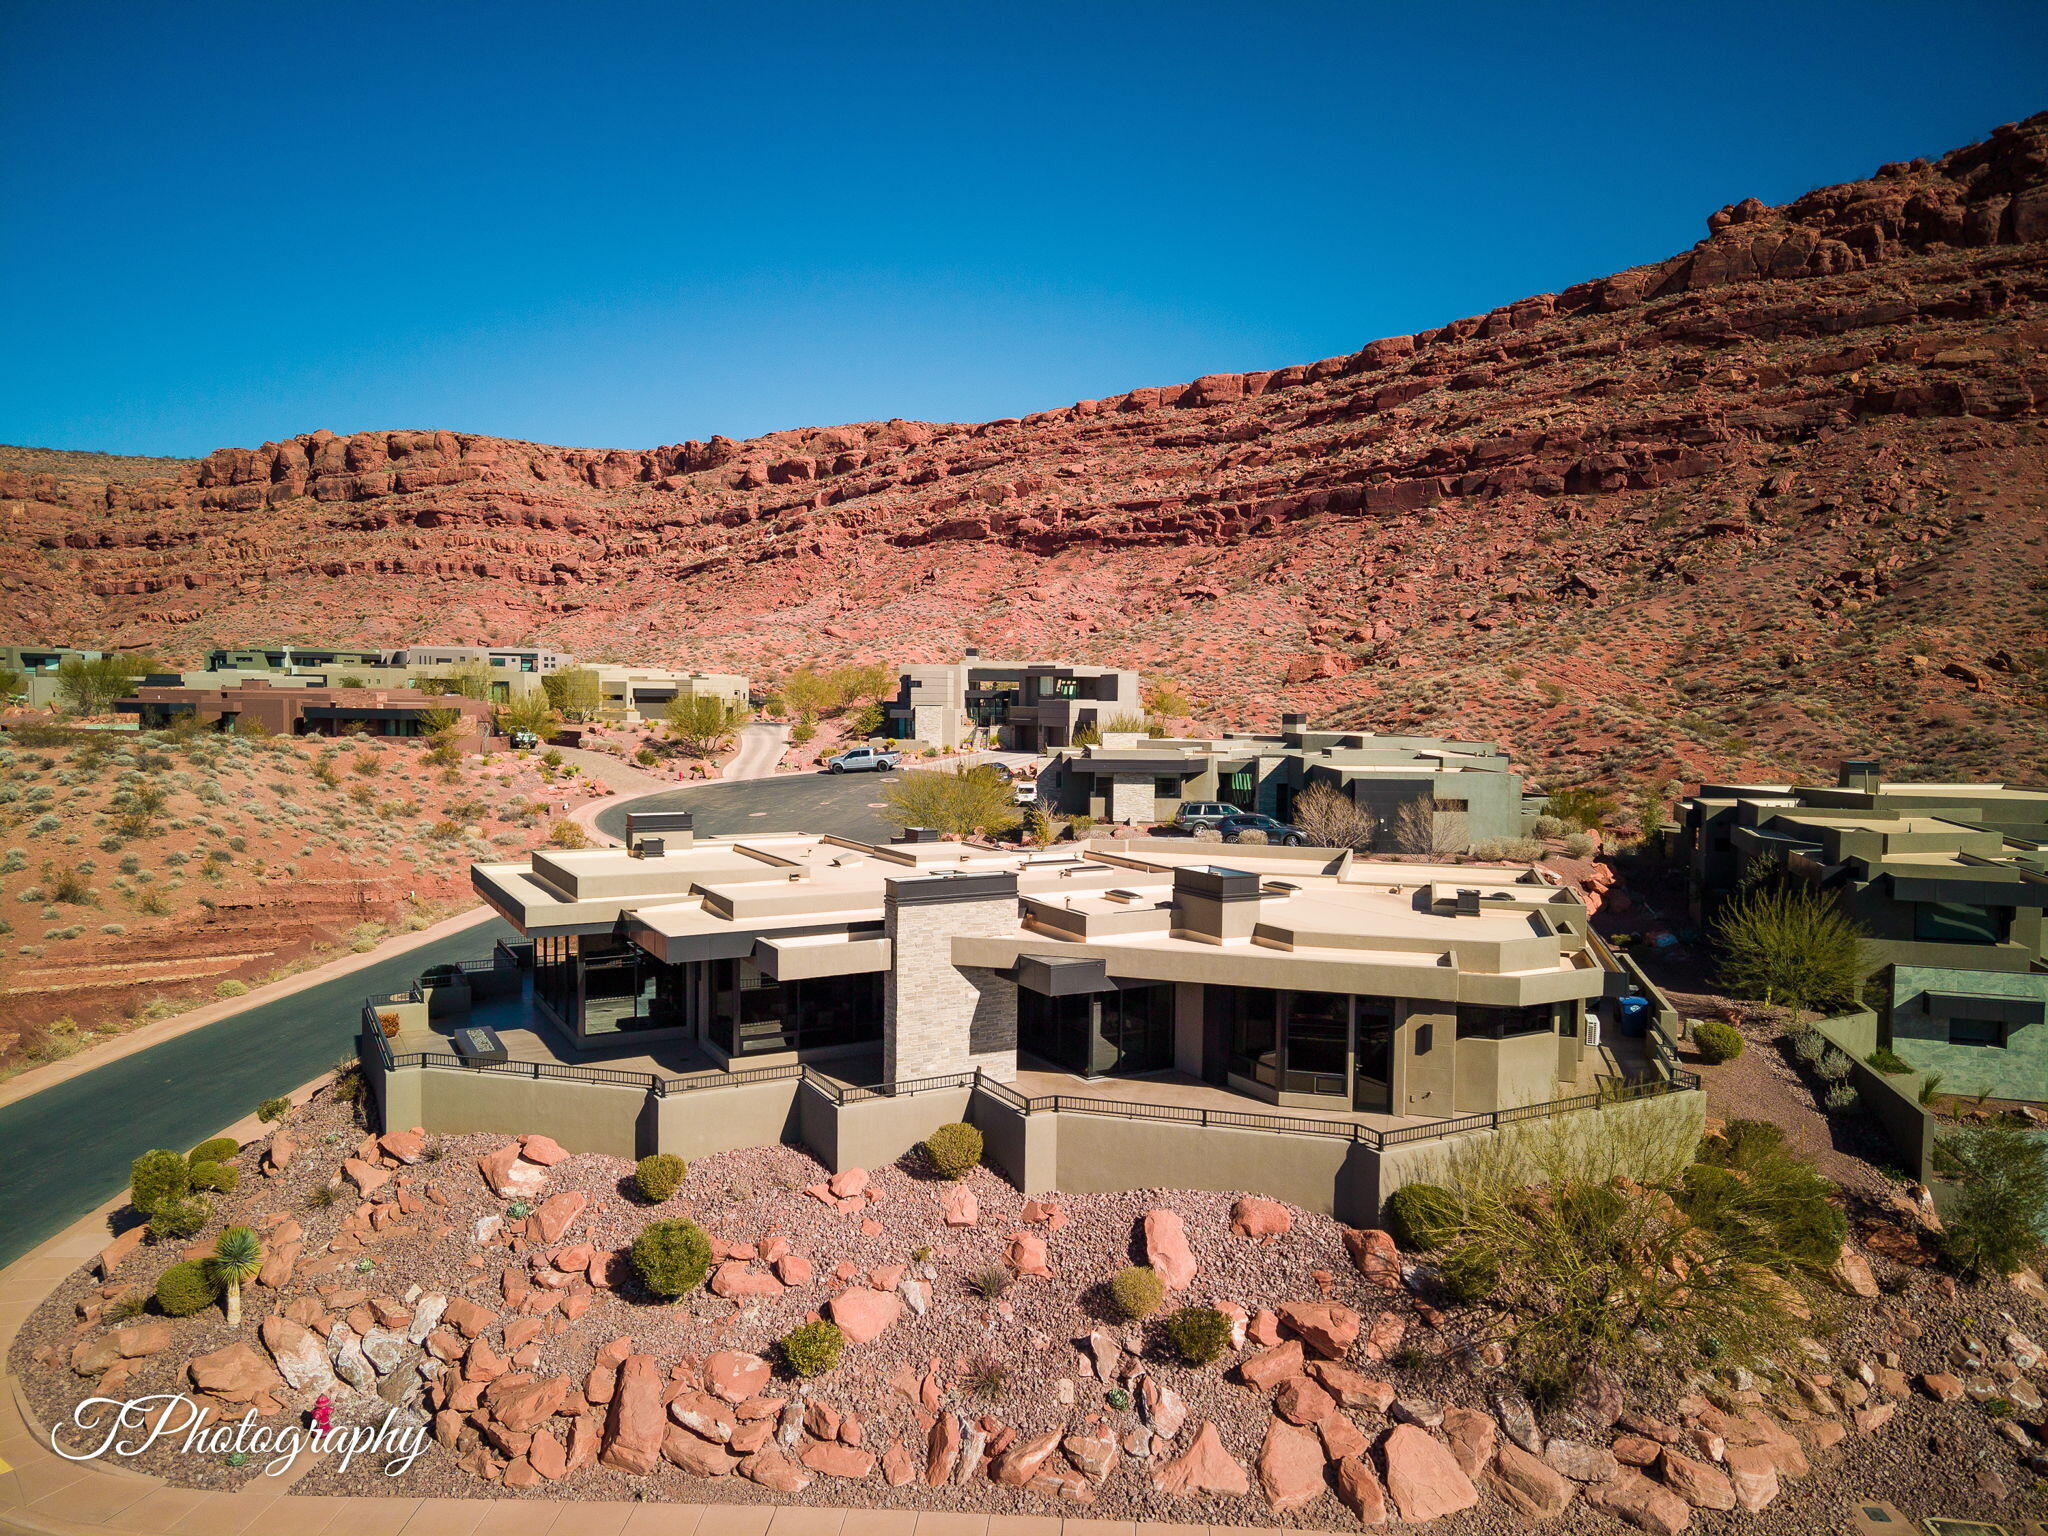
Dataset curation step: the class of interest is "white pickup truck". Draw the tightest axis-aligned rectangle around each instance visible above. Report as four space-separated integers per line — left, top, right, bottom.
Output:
825 745 901 773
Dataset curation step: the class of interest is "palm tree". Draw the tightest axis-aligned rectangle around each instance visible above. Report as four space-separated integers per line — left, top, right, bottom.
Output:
208 1227 264 1327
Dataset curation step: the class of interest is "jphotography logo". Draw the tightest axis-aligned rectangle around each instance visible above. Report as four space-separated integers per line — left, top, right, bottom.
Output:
51 1394 428 1477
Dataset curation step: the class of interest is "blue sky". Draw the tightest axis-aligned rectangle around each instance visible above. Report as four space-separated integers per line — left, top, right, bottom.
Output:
3 0 2044 457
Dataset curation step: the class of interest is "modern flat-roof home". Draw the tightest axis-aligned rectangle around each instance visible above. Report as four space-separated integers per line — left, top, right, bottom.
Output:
207 644 390 671
588 665 751 721
199 643 571 701
1674 759 2048 1100
0 645 105 709
401 825 1691 1219
1037 715 1524 850
884 654 1141 751
470 826 1656 1114
117 679 497 749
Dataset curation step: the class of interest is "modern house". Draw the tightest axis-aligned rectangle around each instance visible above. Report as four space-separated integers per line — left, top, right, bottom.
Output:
0 645 106 710
360 823 1692 1221
883 655 1141 751
1037 717 1525 849
1674 759 2048 1099
116 680 497 749
587 665 751 721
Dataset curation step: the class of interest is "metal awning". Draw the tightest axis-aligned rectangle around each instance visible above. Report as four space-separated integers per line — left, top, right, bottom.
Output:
1013 954 1114 997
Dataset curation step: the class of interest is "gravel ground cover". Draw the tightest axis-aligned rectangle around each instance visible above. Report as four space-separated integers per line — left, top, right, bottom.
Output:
12 1081 2048 1533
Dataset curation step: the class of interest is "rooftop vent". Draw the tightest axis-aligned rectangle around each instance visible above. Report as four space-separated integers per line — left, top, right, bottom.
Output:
1261 881 1300 895
898 826 944 844
1282 712 1307 729
630 837 665 859
1455 888 1482 916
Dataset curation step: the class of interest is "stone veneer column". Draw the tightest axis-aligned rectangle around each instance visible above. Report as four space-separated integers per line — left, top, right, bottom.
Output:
884 871 1021 1083
1109 776 1153 824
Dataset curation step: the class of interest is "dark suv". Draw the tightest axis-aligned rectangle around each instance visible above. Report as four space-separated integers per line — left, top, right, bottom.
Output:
1216 812 1308 847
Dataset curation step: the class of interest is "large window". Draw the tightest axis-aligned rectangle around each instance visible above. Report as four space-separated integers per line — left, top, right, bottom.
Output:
1214 987 1365 1097
705 958 882 1057
1948 1014 2006 1047
1018 983 1171 1078
1913 902 2011 946
1455 1003 1558 1040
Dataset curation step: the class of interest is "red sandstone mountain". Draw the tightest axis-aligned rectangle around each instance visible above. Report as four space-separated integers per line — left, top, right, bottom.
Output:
7 115 2048 792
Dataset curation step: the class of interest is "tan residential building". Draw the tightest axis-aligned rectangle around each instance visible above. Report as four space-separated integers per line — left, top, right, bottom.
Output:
884 655 1141 751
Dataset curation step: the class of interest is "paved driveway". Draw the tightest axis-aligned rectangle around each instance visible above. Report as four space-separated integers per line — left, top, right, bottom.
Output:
595 765 906 845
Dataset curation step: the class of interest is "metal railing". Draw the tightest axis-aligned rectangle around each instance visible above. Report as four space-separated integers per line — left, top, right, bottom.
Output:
810 1070 980 1105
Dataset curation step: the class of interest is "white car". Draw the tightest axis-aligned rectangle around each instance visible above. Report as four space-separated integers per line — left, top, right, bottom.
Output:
1013 780 1038 806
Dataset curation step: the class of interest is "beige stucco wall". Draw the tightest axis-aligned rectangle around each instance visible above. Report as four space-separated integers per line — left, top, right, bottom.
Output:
1377 1088 1707 1202
652 1079 803 1163
800 1086 976 1174
402 1066 648 1159
1050 1113 1381 1225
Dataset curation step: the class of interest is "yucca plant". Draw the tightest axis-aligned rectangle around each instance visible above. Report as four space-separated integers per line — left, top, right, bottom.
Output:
208 1226 264 1327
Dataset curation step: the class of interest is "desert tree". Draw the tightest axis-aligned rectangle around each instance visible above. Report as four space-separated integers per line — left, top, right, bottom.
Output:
665 695 747 757
1714 884 1866 1016
412 659 495 701
1935 1125 2048 1278
884 763 1023 839
1292 782 1378 850
540 666 603 721
1394 797 1467 857
494 693 562 741
1143 676 1195 718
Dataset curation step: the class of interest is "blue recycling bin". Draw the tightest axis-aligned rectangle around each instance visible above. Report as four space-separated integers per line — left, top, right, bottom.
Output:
1615 993 1653 1038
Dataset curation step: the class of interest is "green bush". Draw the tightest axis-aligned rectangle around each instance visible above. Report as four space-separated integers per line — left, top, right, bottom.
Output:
256 1096 291 1123
147 1197 211 1242
1865 1047 1911 1074
130 1149 190 1215
1691 1020 1744 1064
189 1137 239 1165
630 1219 713 1297
189 1160 238 1195
778 1320 846 1377
1107 1265 1166 1321
922 1121 983 1180
1714 884 1866 1015
1936 1125 2048 1278
634 1153 688 1203
153 1260 220 1317
1160 1305 1234 1366
1681 1121 1845 1269
1385 1183 1460 1251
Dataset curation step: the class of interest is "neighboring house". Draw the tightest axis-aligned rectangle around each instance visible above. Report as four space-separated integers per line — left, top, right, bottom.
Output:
884 653 1141 751
1037 715 1524 848
199 643 570 702
588 665 750 720
471 827 1648 1119
116 680 497 749
0 645 105 709
207 644 389 671
1674 759 2048 1100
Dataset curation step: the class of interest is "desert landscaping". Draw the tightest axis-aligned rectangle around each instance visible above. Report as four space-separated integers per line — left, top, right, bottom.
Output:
14 1070 2048 1534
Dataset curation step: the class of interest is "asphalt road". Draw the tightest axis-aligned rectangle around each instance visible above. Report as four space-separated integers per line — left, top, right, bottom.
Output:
595 765 908 845
0 917 516 1268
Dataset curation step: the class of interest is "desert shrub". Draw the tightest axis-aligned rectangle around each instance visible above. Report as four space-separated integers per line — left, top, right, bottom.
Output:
1691 1019 1744 1064
1822 1084 1860 1112
1918 1070 1946 1106
189 1137 239 1165
189 1160 238 1195
1817 1048 1853 1082
1546 784 1617 830
965 1265 1013 1299
1471 836 1545 860
130 1149 190 1215
884 765 1022 839
634 1153 687 1203
214 978 248 998
778 1320 846 1377
1160 1305 1234 1365
549 819 590 849
256 1096 291 1123
1107 1264 1166 1321
1936 1125 2048 1278
1714 884 1866 1015
630 1218 713 1297
329 1057 365 1104
922 1121 982 1180
1865 1047 1912 1074
1684 1120 1847 1268
1791 1028 1828 1067
1561 832 1597 858
153 1260 220 1316
1531 815 1569 838
1385 1182 1459 1251
147 1196 211 1242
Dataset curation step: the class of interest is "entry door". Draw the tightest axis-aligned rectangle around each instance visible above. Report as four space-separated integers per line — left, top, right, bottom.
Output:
1353 1000 1394 1113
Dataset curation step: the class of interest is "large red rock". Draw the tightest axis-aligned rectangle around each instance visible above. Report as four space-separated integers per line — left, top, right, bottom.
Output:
1382 1423 1479 1522
1151 1420 1251 1497
187 1342 284 1410
1342 1226 1403 1286
1277 1301 1361 1359
664 1425 739 1476
1257 1418 1327 1510
1659 1448 1736 1510
1723 1445 1780 1511
803 1439 877 1478
990 1430 1063 1486
1008 1232 1051 1277
1442 1406 1497 1477
828 1287 901 1343
600 1354 665 1474
530 1191 586 1244
495 1376 569 1435
1585 1469 1694 1534
710 1261 785 1300
1335 1453 1389 1524
1488 1440 1575 1520
1143 1209 1197 1290
1238 1339 1305 1392
1231 1196 1292 1241
1273 1375 1337 1426
476 1142 548 1200
704 1351 772 1403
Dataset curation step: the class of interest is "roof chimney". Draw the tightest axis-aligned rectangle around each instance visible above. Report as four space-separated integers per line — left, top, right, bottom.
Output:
1282 712 1307 731
1172 865 1262 944
1837 758 1881 793
898 826 943 844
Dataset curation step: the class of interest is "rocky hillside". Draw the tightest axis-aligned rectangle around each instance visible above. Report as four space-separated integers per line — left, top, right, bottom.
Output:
7 115 2048 791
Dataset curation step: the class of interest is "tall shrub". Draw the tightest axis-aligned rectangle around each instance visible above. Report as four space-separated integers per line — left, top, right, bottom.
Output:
1714 884 1866 1016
